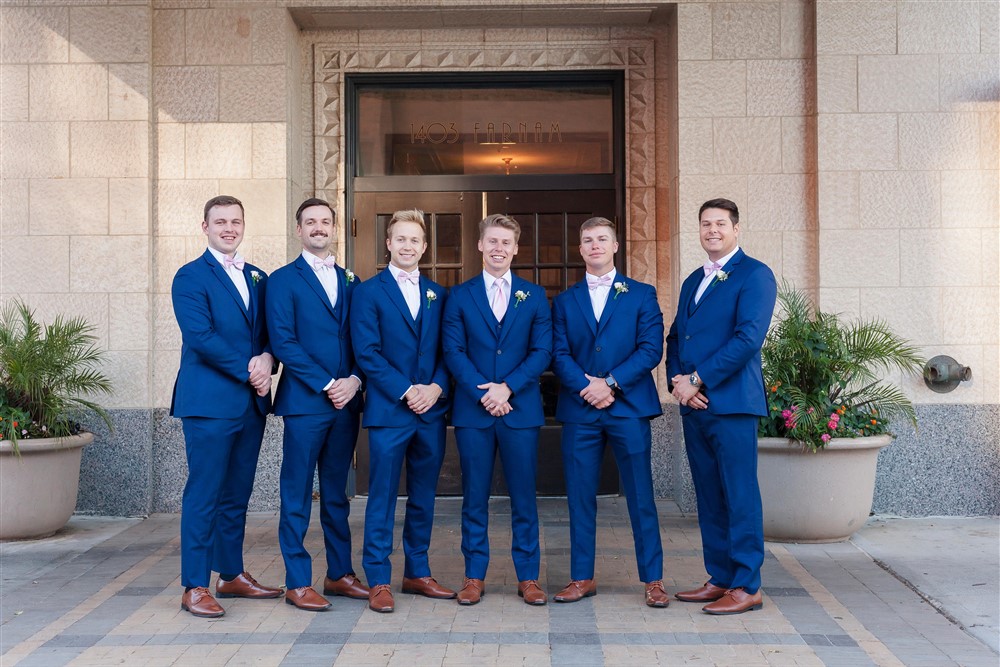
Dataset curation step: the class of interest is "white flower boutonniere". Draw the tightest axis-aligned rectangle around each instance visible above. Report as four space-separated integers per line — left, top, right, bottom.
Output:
514 290 529 308
345 269 355 284
250 270 261 286
711 269 729 287
425 289 437 309
613 281 629 299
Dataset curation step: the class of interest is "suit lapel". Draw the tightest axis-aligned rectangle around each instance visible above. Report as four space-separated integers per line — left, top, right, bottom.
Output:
205 251 250 323
693 249 745 313
572 281 598 336
497 276 527 346
381 269 418 334
469 275 498 331
296 256 337 318
333 265 349 322
596 274 624 334
419 276 434 342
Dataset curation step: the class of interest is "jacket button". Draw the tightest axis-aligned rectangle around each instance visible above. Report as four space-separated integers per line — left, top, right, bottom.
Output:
685 335 691 340
497 349 502 355
596 346 601 352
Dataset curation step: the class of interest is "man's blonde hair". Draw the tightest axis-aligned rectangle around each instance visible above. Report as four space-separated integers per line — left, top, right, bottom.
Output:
579 216 617 242
479 213 520 243
386 209 427 239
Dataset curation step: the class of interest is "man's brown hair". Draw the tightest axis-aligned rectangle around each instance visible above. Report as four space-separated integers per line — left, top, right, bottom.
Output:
579 216 617 242
203 195 244 222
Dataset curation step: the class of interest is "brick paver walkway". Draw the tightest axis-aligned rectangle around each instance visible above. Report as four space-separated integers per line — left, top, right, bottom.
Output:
1 499 996 666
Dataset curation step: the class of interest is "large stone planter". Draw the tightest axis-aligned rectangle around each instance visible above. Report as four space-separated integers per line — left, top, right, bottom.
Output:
757 435 893 543
0 432 93 540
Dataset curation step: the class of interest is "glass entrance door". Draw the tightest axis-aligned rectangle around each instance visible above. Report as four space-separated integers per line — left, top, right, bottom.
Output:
352 189 620 496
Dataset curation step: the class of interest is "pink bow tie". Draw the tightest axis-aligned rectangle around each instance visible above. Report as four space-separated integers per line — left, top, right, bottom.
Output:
224 256 245 270
587 274 613 290
703 261 721 276
313 257 336 270
397 272 419 285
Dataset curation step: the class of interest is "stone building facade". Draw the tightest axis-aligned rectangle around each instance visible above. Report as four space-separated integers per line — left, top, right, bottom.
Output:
1 0 997 516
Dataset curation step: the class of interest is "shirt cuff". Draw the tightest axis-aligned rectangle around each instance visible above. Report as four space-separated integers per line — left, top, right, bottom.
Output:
323 377 336 391
400 385 414 401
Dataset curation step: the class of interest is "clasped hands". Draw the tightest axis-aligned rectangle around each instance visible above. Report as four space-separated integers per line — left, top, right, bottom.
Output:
478 382 512 417
581 374 615 409
247 353 274 397
327 376 362 409
404 383 443 415
670 374 709 410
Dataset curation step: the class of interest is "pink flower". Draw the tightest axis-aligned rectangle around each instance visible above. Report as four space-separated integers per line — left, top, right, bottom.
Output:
830 412 840 421
781 409 792 419
821 433 831 443
827 420 838 430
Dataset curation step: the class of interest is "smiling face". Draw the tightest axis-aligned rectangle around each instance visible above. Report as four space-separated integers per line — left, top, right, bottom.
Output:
202 204 245 256
296 204 335 257
479 225 518 278
699 207 739 261
386 220 427 272
579 224 619 276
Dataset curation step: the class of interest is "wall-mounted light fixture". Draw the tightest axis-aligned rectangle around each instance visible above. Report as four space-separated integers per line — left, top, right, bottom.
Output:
923 355 972 393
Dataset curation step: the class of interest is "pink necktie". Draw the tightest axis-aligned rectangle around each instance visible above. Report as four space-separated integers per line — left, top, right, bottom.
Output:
313 257 336 270
587 274 613 290
397 271 419 286
492 278 507 321
703 261 721 276
224 256 245 270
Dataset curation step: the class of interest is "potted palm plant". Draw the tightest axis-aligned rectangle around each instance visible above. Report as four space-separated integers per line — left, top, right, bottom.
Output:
757 287 924 543
0 300 112 539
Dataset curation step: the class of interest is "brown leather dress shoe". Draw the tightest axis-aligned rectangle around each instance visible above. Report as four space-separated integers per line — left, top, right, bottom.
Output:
368 584 394 613
675 581 727 603
181 587 225 618
323 574 369 600
645 580 669 608
215 572 283 599
456 578 485 605
518 580 547 606
285 586 331 611
401 576 457 599
702 587 763 615
553 579 596 603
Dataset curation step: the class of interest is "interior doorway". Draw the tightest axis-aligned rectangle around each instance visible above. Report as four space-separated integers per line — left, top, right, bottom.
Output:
352 189 620 496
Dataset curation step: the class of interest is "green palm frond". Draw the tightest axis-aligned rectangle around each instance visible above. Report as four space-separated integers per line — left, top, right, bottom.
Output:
0 300 113 454
760 284 924 450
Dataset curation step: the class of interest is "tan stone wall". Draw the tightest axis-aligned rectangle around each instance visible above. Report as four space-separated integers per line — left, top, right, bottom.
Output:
814 0 999 405
1 3 154 410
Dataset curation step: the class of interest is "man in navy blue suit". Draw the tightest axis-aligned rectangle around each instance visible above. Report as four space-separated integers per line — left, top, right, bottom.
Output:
442 213 552 607
350 209 456 613
171 195 282 618
666 198 776 615
265 198 369 612
551 217 669 608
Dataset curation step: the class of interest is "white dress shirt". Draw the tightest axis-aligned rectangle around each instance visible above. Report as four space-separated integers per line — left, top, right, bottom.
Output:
586 268 617 321
208 246 249 309
695 245 740 304
387 263 420 320
302 250 339 309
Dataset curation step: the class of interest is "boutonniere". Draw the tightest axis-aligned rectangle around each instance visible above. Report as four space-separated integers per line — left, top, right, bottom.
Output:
345 269 355 284
613 281 629 299
250 270 261 286
425 289 437 309
711 270 729 287
514 290 529 308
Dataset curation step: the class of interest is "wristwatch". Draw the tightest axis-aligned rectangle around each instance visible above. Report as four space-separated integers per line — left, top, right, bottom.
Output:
605 374 618 389
689 372 701 387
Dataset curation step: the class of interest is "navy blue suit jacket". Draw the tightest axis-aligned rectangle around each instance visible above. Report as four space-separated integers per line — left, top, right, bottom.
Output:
552 275 664 423
170 249 272 419
665 249 777 417
349 269 450 428
265 256 363 417
442 274 552 429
